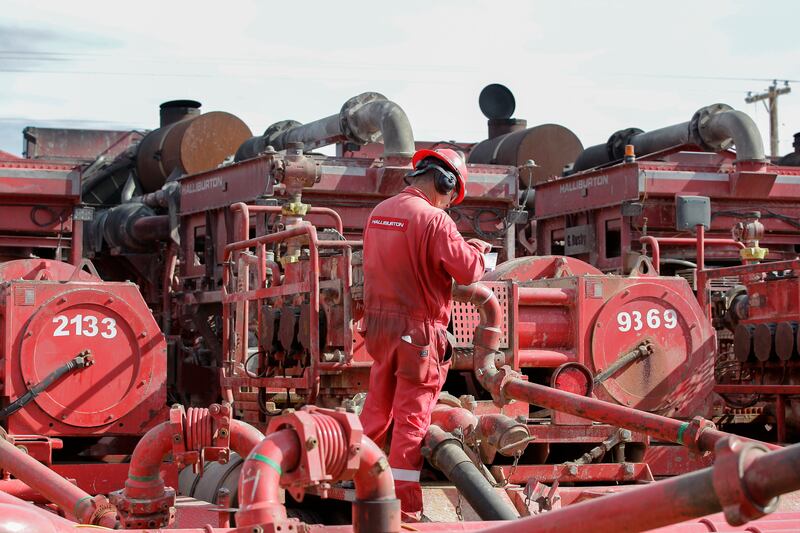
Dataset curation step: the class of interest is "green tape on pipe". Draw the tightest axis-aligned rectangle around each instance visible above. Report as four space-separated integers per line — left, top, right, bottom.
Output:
676 422 689 445
252 453 283 474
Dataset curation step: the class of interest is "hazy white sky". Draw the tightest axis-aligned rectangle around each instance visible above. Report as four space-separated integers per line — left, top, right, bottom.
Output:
2 0 798 158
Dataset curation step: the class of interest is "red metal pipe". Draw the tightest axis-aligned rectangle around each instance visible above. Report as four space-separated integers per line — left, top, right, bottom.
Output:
113 412 264 527
640 236 661 273
0 435 116 527
230 202 251 242
649 237 745 247
353 434 397 503
122 412 264 500
517 348 572 367
696 224 705 271
235 429 301 527
0 489 79 533
451 283 506 401
230 418 267 455
741 437 800 505
430 404 479 436
231 202 345 237
317 239 364 248
236 419 397 532
0 489 255 533
477 439 800 533
0 479 50 503
502 379 780 453
252 205 344 235
640 235 744 274
1 473 799 533
302 516 800 533
121 420 174 501
430 406 529 458
517 287 573 306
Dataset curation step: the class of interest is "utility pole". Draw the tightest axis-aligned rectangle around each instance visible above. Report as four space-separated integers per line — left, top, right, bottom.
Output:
746 80 791 158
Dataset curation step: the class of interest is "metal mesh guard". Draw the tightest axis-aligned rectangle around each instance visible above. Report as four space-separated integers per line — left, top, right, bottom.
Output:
451 282 509 348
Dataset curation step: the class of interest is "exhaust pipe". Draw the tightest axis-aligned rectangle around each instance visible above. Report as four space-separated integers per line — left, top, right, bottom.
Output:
236 92 414 160
572 103 765 172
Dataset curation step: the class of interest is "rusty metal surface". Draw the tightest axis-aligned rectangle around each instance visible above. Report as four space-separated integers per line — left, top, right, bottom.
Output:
22 127 143 162
137 111 252 192
468 124 584 186
491 462 655 484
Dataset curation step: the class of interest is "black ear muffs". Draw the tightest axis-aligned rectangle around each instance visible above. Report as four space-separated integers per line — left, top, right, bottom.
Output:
433 165 457 196
406 162 458 196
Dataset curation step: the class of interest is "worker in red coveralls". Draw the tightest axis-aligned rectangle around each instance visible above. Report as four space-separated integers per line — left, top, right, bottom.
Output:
360 148 491 521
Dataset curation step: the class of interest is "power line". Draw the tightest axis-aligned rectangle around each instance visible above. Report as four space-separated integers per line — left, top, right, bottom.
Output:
621 73 800 83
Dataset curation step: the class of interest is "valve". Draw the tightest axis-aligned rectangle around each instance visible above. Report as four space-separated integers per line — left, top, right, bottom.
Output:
732 212 768 262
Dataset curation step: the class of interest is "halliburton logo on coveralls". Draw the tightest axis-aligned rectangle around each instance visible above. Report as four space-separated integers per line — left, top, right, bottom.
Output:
369 216 409 232
360 187 485 519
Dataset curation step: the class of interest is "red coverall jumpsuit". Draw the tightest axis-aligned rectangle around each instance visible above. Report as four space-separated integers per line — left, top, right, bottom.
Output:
360 186 485 517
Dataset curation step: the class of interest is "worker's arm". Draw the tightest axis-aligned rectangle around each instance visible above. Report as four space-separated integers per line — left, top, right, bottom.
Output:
430 213 486 285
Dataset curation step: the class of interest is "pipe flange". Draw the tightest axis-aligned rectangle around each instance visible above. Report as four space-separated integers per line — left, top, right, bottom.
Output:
606 128 644 160
495 365 522 408
690 104 734 152
87 497 118 527
168 404 190 469
680 416 716 452
110 487 176 529
711 437 778 526
340 92 387 145
264 120 303 147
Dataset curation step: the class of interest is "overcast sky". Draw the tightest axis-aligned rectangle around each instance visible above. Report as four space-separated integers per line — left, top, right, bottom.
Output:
2 0 798 159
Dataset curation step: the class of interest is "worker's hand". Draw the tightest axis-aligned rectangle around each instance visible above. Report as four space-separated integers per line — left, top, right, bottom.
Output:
467 238 492 254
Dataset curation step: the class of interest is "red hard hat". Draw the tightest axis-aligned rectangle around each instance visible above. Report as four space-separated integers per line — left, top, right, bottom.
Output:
411 148 468 205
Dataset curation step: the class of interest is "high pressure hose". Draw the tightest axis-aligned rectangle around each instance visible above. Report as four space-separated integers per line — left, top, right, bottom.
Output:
423 425 518 521
0 351 93 418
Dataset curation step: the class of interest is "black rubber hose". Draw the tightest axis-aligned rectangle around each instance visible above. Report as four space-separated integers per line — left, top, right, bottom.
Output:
423 426 518 521
0 352 92 418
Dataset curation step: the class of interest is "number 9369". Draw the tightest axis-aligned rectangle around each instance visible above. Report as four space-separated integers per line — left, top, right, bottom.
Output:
616 309 677 332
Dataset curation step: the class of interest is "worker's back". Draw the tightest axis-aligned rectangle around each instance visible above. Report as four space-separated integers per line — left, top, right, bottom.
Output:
363 186 483 327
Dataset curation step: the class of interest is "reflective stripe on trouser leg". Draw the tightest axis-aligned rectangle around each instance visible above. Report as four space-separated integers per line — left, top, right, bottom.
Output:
388 376 438 514
391 468 421 482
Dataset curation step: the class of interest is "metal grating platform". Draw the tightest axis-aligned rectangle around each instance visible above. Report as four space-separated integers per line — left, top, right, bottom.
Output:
451 281 509 348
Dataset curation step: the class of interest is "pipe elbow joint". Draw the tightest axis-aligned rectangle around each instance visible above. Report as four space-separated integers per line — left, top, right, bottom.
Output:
342 93 415 158
452 283 503 330
692 104 766 162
